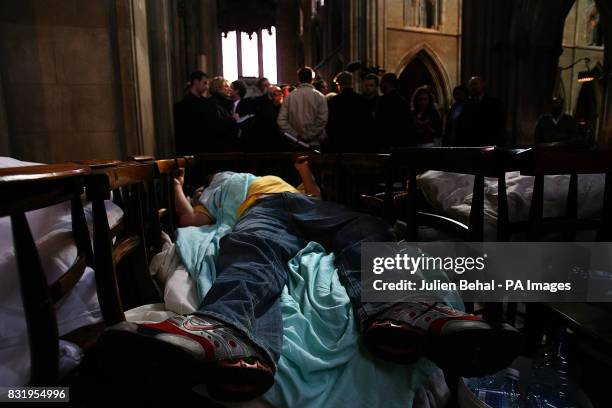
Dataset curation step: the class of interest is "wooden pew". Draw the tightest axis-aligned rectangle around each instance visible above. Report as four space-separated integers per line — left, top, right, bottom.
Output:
0 164 92 385
513 147 612 337
333 153 393 217
187 152 342 203
391 147 527 242
513 146 612 241
84 161 162 324
128 155 193 243
512 147 612 407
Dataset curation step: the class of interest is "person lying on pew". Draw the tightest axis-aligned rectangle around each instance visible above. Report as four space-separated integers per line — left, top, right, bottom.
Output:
102 156 521 401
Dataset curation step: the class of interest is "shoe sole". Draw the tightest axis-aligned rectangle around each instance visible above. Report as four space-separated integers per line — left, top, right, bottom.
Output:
426 323 523 377
99 325 274 401
99 325 209 388
208 360 275 401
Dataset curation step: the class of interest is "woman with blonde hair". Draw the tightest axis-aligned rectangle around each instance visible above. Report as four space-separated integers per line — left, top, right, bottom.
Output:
208 76 239 151
209 76 231 99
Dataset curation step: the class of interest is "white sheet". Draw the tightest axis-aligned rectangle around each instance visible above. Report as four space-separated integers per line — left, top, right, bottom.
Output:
417 171 605 239
0 157 123 386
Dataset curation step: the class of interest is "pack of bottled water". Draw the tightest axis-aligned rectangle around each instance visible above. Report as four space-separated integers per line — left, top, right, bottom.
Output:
463 333 581 408
465 368 522 408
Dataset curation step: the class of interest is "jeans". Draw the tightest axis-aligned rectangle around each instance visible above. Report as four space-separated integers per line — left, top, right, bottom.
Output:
195 193 396 366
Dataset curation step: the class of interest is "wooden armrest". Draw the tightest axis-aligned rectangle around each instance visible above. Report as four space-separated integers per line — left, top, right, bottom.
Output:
48 255 87 303
110 219 124 238
113 236 141 266
392 147 525 175
72 159 122 169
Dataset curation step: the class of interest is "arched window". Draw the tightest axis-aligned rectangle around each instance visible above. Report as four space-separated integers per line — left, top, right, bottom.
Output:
221 27 278 83
405 0 441 30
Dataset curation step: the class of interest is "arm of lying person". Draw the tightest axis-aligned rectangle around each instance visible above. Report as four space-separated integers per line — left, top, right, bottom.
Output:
174 178 214 227
294 156 322 198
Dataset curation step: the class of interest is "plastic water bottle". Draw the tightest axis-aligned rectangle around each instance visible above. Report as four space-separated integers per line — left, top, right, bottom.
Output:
524 332 577 408
467 368 522 408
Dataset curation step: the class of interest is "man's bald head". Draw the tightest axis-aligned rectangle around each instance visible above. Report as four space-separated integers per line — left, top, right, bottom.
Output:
469 76 486 98
268 85 283 105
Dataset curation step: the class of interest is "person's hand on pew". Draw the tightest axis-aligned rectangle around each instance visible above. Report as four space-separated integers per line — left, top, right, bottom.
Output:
174 171 214 227
174 168 185 187
294 155 322 198
294 155 311 172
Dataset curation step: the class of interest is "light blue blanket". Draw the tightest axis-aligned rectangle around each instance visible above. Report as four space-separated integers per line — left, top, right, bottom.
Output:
176 172 462 408
176 172 256 297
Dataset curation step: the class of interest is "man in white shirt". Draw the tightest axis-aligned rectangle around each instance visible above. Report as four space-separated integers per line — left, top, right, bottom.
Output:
277 67 328 148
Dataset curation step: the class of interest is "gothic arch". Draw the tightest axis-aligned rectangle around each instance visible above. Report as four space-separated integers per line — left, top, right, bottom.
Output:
395 44 452 109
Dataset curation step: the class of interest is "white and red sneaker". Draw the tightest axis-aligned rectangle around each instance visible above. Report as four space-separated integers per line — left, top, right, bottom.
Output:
365 302 522 376
100 315 275 401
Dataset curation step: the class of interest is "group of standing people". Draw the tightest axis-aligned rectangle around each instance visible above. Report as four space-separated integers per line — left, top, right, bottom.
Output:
443 76 506 147
174 72 288 155
174 67 509 155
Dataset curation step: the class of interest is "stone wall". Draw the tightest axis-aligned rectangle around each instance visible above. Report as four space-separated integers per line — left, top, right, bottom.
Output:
0 0 157 163
0 0 123 162
383 0 462 108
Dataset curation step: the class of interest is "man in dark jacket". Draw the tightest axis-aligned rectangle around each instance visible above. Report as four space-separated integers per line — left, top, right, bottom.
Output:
362 73 380 120
248 85 289 151
230 80 254 117
325 71 373 152
375 73 412 151
230 80 257 150
534 97 578 144
455 76 506 147
173 71 211 155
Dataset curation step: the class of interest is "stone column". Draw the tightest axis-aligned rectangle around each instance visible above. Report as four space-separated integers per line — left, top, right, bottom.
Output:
276 0 301 84
374 0 385 69
461 0 574 146
510 0 575 145
347 0 368 68
112 0 156 156
595 0 612 146
199 0 221 76
146 0 177 157
0 70 10 156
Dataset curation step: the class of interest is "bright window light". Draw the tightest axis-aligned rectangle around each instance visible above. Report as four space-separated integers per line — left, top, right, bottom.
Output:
262 27 278 84
220 28 278 83
221 31 238 82
241 32 259 77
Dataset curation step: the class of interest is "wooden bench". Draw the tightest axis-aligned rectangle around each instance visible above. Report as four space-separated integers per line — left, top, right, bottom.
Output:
391 147 527 242
0 164 92 385
84 161 163 324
